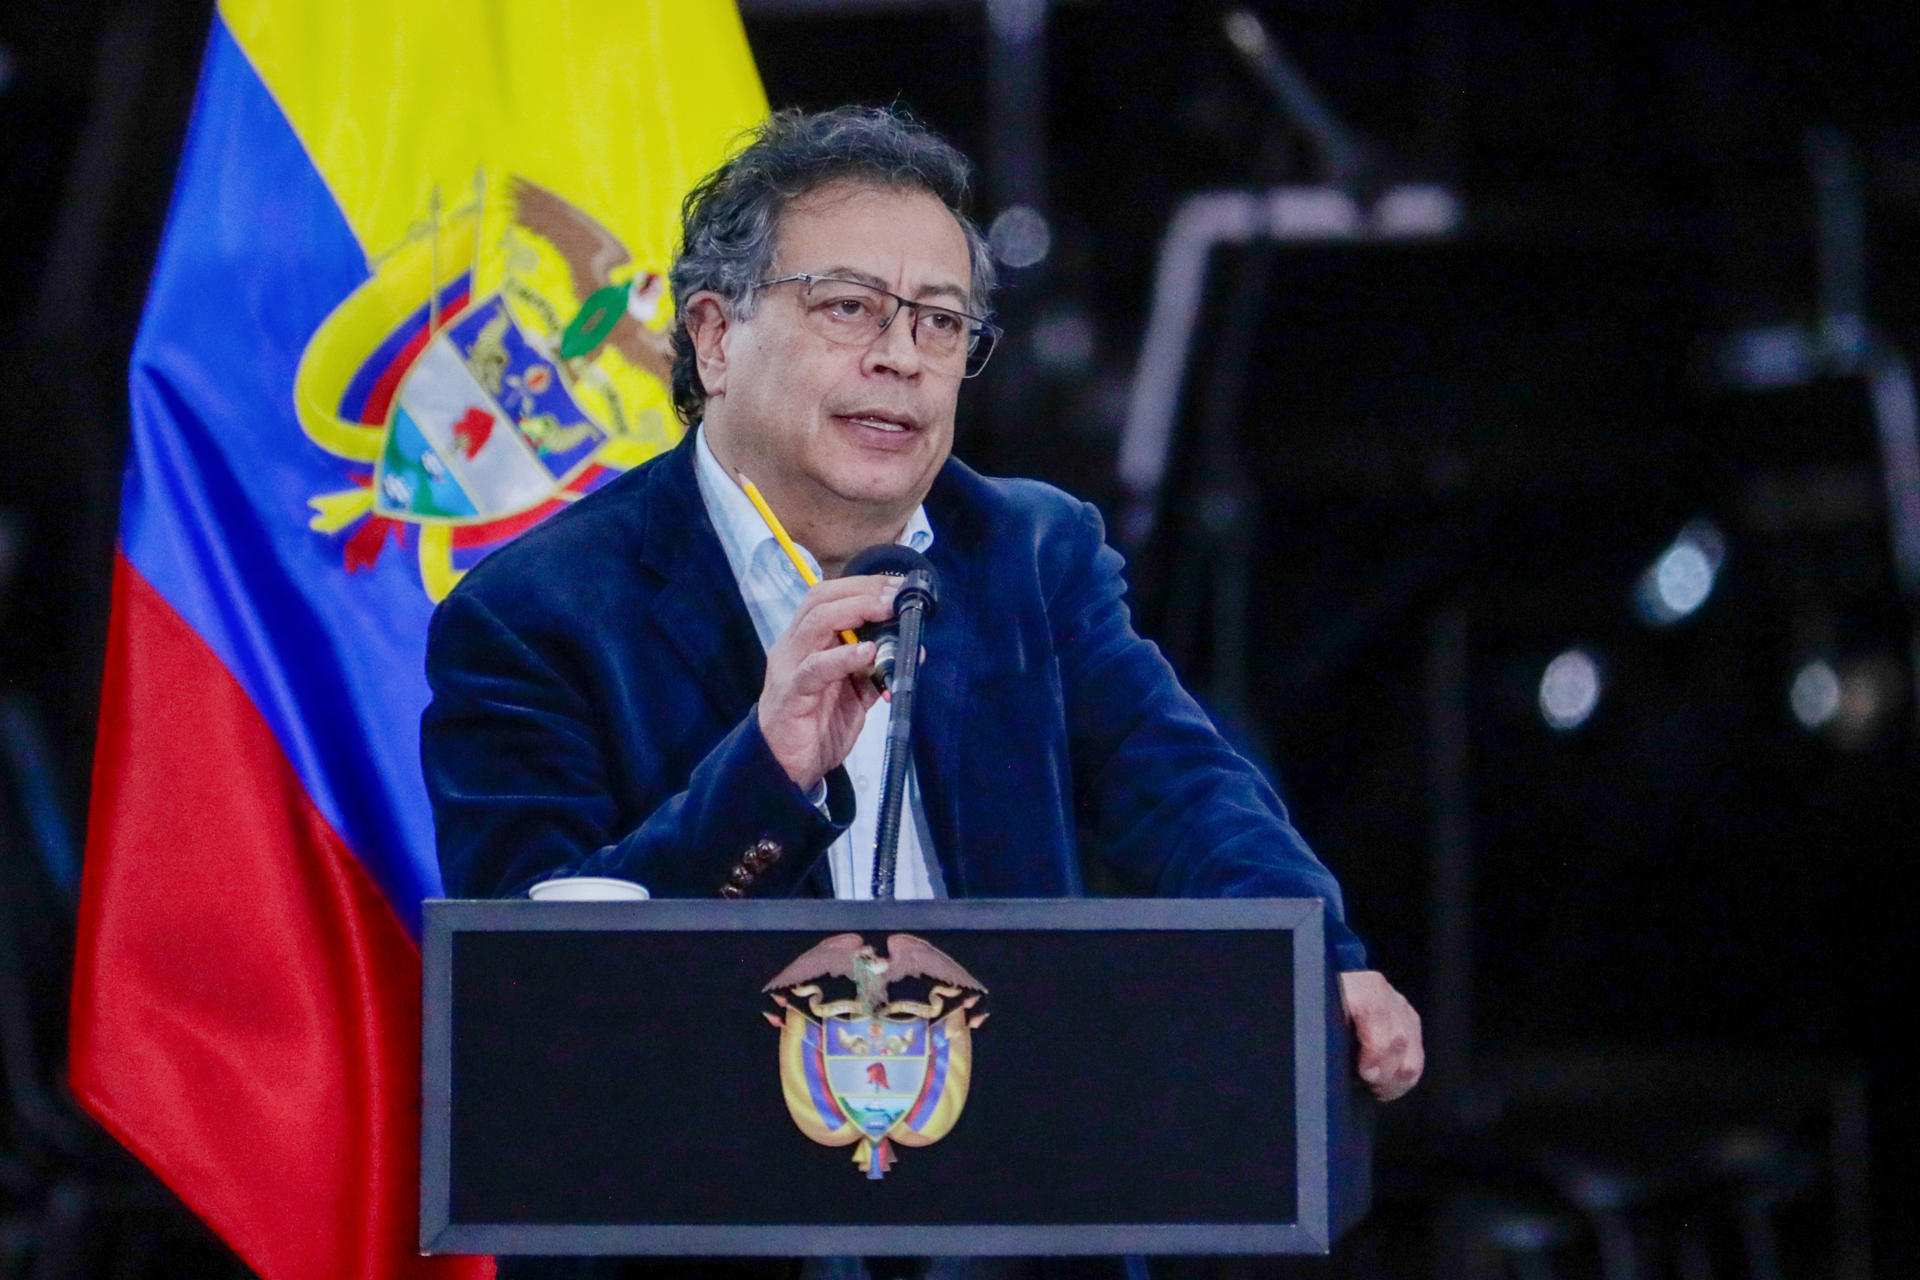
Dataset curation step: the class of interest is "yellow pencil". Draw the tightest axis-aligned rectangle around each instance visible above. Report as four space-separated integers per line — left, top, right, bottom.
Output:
737 474 862 647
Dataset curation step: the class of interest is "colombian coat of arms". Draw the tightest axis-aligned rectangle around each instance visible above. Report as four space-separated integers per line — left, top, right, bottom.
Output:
763 934 988 1180
294 173 679 600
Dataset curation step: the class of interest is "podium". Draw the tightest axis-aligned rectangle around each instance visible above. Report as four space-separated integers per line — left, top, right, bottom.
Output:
420 897 1372 1256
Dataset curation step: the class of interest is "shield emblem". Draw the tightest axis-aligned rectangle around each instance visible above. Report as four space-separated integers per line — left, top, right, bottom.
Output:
373 297 608 523
822 1016 931 1138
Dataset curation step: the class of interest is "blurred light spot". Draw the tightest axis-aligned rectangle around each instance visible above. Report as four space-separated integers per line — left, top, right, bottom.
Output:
987 0 1045 43
989 205 1050 269
1372 185 1462 236
1716 325 1817 390
1635 518 1726 625
1789 660 1841 730
1656 543 1713 612
1221 10 1271 62
1823 312 1869 364
1539 649 1601 731
1030 308 1096 373
1832 655 1907 751
0 46 15 94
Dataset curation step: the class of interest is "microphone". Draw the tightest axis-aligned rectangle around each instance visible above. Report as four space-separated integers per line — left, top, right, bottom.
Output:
841 545 940 693
839 544 940 899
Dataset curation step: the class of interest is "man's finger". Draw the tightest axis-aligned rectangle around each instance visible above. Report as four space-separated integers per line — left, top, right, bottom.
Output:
789 586 898 649
1368 1042 1421 1102
1340 970 1424 1102
788 640 878 694
793 573 898 619
1400 1038 1426 1084
1368 1024 1421 1099
799 572 892 603
1350 999 1391 1041
1352 1009 1398 1065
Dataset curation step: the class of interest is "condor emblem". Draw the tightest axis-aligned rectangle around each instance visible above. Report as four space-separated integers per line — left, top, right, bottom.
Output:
762 934 988 1180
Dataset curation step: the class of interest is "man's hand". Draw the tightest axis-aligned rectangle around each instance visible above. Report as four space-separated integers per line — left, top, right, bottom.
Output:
1339 970 1423 1102
758 575 899 791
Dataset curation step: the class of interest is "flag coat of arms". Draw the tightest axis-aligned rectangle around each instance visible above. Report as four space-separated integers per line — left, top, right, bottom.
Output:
69 3 765 1277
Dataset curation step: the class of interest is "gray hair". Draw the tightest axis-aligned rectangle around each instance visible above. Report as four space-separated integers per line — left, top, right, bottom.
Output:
667 105 997 425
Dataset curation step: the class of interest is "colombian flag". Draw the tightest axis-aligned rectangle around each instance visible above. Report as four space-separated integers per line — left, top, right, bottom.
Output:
70 4 765 1277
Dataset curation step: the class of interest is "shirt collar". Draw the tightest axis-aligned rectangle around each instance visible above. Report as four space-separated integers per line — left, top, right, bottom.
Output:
692 423 934 593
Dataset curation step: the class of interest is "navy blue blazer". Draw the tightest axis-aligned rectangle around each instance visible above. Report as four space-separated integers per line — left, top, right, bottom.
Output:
423 433 1367 969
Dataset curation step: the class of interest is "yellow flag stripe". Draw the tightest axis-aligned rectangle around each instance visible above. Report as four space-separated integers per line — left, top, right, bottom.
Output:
216 0 767 268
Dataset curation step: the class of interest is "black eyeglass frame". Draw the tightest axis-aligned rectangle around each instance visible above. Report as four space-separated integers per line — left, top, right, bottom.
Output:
753 272 1004 377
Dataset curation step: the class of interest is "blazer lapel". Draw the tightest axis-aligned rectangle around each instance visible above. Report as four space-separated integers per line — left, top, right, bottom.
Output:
635 435 767 723
915 470 978 897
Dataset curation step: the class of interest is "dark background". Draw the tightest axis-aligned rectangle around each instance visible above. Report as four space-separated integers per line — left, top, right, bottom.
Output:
3 0 1917 1276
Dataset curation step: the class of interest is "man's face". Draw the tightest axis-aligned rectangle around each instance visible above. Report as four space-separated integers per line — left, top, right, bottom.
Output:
697 181 974 526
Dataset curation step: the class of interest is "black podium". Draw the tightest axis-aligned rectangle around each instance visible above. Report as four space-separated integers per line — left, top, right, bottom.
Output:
420 897 1372 1256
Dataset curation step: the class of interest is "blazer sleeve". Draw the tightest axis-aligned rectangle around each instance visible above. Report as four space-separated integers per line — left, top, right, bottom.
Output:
1046 498 1371 971
421 588 851 900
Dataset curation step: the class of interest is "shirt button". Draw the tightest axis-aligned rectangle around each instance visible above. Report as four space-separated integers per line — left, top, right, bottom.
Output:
856 774 870 789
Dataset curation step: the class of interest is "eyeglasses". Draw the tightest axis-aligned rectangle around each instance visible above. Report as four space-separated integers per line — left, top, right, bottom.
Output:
754 273 1002 378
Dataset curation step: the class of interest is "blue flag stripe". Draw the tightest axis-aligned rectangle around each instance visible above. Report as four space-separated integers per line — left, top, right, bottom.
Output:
123 17 442 932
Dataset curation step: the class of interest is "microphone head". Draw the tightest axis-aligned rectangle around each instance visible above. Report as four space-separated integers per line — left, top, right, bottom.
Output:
841 544 938 616
842 543 932 578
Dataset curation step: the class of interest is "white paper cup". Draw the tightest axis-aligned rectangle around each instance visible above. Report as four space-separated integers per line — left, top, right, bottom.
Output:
527 876 650 902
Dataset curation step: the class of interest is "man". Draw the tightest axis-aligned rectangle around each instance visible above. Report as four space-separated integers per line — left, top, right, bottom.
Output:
423 107 1420 1122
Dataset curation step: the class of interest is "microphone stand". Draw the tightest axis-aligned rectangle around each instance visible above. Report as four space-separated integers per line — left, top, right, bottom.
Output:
870 569 933 900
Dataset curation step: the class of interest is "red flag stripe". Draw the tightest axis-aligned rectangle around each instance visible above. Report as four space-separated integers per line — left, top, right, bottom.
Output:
70 555 491 1280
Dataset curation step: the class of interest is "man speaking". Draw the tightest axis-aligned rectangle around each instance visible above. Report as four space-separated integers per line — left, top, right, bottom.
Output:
422 106 1421 1105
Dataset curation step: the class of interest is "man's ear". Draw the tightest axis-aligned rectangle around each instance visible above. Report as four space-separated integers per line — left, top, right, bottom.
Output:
683 291 730 399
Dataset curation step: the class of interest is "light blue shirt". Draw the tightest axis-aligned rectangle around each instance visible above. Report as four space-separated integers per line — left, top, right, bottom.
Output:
691 425 945 900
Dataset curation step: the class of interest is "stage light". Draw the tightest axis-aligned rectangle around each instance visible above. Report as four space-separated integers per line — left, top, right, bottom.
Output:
1791 655 1907 748
1539 649 1602 731
1221 9 1270 62
989 205 1051 269
1789 660 1842 730
1635 518 1726 626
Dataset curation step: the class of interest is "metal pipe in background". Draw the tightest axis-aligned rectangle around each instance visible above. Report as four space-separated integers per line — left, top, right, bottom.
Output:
1116 185 1457 550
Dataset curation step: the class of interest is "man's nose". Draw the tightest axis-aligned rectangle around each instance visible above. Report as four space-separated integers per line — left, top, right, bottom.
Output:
864 303 924 375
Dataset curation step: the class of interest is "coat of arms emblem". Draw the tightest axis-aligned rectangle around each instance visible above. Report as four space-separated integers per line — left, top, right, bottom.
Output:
762 934 988 1180
294 173 679 600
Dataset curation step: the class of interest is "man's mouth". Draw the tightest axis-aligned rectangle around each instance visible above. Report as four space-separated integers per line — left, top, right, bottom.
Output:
836 410 921 434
